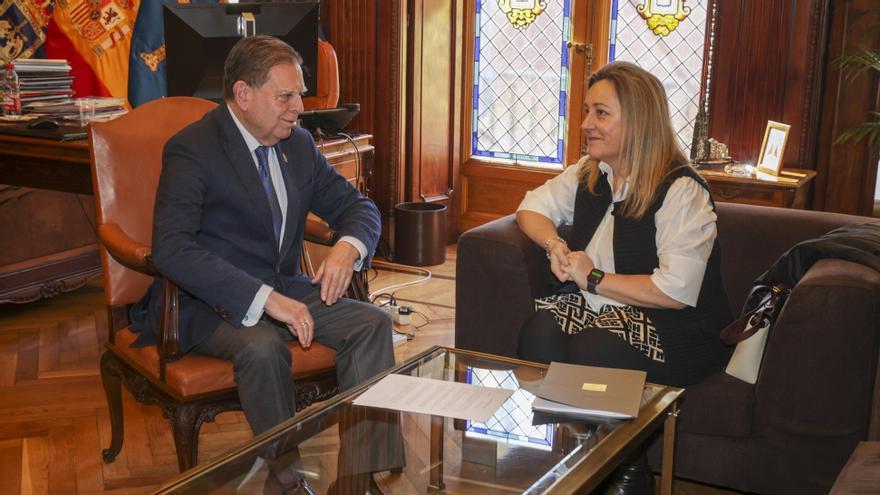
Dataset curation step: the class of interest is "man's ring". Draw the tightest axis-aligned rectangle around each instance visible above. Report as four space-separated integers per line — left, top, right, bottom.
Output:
302 320 310 327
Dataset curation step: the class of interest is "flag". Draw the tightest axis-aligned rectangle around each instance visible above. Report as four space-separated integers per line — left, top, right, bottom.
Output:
128 0 213 108
44 0 140 100
127 0 172 107
0 1 54 61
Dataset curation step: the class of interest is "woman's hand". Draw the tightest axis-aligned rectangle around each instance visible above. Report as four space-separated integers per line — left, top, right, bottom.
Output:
547 239 572 282
563 251 595 290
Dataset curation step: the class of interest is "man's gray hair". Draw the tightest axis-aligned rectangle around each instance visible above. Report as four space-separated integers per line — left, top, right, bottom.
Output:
222 35 303 100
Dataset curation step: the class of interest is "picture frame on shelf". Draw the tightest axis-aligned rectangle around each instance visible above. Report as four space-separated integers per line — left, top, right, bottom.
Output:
756 121 791 176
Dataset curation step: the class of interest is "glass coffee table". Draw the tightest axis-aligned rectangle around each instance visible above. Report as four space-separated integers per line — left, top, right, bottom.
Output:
154 346 682 494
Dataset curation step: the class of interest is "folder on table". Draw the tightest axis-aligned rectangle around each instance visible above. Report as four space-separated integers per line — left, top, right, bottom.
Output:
533 362 647 419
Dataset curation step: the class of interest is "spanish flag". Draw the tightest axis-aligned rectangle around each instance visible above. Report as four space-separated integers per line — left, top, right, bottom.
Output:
44 0 140 100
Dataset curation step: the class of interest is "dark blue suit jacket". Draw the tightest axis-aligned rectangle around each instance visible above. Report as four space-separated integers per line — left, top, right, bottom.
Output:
130 103 381 352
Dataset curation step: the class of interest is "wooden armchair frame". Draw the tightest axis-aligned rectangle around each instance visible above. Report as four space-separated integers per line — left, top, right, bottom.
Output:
90 97 362 473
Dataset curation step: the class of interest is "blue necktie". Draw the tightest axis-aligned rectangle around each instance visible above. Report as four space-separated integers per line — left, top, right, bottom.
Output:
254 145 283 243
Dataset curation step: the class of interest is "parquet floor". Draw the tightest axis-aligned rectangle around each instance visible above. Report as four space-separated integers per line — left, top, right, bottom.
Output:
0 245 736 494
0 249 457 495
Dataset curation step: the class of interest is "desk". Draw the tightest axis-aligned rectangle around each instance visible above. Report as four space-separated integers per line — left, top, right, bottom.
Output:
698 167 817 209
0 133 374 304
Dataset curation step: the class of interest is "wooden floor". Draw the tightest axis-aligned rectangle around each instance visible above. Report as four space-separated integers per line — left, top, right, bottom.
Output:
0 246 737 494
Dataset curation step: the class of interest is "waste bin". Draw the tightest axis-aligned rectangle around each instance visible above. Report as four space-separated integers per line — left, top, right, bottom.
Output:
393 202 447 266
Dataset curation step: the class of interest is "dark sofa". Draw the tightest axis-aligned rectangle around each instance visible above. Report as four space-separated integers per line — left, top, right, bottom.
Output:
455 202 880 494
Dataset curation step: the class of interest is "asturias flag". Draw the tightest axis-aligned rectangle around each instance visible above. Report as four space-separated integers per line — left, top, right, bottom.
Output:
128 0 214 108
127 0 176 108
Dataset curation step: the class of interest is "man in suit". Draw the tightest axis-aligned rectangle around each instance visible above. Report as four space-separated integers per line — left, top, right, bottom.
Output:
131 35 395 489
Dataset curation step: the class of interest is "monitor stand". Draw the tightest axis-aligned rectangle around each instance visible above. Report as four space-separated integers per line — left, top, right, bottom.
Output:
298 103 359 138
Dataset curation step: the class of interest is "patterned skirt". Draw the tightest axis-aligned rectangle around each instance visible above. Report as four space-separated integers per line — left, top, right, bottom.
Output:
534 292 666 363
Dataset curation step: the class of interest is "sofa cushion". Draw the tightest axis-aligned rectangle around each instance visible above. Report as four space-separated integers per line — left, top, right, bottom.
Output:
113 327 337 397
677 372 755 438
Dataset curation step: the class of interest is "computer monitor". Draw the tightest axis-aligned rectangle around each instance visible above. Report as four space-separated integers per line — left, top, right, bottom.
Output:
164 1 319 102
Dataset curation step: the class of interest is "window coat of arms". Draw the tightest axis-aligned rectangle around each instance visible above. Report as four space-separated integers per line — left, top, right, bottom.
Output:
497 0 546 30
638 0 690 37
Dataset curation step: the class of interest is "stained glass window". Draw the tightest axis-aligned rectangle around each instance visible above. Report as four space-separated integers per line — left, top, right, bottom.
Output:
609 0 709 154
472 0 572 167
465 367 554 449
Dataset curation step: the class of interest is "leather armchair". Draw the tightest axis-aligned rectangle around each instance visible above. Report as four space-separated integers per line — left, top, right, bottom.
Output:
89 97 352 472
456 202 880 494
302 38 340 111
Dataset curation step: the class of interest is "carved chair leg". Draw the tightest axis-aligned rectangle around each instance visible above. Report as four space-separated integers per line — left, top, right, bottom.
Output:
169 404 203 472
100 351 125 464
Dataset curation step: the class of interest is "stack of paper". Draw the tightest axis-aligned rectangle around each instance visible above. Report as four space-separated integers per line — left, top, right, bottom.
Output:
4 59 127 121
7 59 74 106
353 373 513 423
531 362 647 419
26 97 127 121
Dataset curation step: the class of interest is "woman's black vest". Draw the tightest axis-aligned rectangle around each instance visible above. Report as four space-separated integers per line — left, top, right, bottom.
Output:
568 166 732 385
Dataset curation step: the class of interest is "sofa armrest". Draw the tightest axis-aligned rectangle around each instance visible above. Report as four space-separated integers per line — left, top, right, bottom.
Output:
455 215 556 358
752 259 880 481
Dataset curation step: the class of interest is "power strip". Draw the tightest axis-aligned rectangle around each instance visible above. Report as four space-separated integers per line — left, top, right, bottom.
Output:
385 302 412 325
394 306 412 325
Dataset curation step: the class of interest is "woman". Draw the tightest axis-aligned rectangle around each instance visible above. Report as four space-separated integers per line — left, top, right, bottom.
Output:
516 61 731 388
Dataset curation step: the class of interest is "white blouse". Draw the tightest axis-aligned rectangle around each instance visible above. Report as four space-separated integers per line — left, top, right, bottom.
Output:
517 160 717 310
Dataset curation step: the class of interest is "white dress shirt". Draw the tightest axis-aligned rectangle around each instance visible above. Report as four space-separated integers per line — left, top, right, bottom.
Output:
227 108 366 326
517 159 717 310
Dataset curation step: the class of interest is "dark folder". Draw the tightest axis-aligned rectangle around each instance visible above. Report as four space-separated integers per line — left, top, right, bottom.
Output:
0 122 87 141
533 362 647 419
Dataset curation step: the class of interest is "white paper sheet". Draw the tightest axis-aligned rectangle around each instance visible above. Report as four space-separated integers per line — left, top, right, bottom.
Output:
352 373 513 423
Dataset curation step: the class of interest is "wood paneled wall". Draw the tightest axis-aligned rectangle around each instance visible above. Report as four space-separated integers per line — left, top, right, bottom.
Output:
320 0 405 223
814 0 880 215
405 0 464 240
708 0 827 173
673 0 879 215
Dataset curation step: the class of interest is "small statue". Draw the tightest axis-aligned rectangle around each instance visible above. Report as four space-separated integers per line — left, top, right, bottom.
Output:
707 138 729 161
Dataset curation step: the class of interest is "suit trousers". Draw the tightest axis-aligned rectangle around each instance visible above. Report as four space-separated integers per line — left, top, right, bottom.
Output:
192 287 395 440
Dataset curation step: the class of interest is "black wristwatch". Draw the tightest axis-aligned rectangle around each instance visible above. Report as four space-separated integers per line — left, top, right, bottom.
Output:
587 268 605 294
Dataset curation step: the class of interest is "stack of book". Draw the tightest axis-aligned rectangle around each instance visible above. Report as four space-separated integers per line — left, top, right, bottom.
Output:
25 97 128 121
3 59 127 122
6 59 74 108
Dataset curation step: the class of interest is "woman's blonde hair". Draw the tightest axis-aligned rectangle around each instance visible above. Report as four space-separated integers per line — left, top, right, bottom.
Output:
578 61 690 219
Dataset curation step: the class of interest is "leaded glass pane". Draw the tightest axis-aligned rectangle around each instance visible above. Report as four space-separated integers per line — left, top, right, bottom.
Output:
473 0 571 167
465 367 554 448
609 0 707 154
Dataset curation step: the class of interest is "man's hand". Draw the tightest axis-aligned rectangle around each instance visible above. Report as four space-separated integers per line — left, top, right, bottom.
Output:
311 241 358 305
547 240 572 282
563 251 595 290
263 291 314 347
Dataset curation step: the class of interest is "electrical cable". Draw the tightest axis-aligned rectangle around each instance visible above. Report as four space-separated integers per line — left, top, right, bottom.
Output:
75 193 98 235
393 296 455 310
336 132 361 192
368 269 432 302
370 292 396 305
411 310 431 329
